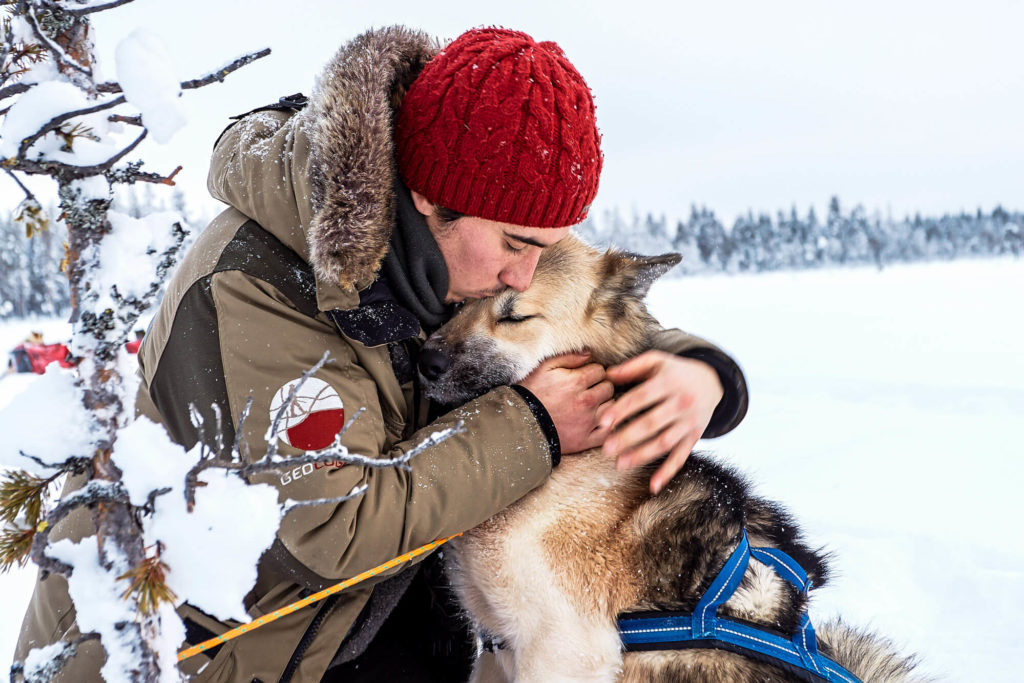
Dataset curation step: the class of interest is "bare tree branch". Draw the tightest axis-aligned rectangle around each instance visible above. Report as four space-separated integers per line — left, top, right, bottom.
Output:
0 81 31 101
22 2 92 79
16 94 126 159
180 48 270 90
4 166 36 202
283 485 370 510
45 127 146 178
263 351 334 462
93 47 271 95
130 165 182 185
30 480 131 576
11 633 101 683
62 0 138 17
240 420 466 476
107 113 141 126
18 450 92 475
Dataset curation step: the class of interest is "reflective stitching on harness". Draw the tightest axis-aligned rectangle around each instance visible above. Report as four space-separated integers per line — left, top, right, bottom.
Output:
717 627 794 656
802 623 822 673
699 541 747 633
753 549 804 587
825 664 858 683
620 625 692 636
617 532 864 683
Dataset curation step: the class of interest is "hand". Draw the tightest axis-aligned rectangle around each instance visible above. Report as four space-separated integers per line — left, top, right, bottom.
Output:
598 351 723 494
518 352 615 455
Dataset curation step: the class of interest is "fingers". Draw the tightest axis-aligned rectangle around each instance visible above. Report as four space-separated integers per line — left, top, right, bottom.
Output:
599 377 668 433
608 402 686 464
542 350 592 370
650 434 700 495
586 379 615 405
605 349 668 384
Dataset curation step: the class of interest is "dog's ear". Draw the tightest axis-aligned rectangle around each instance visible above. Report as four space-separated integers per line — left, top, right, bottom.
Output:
605 251 682 300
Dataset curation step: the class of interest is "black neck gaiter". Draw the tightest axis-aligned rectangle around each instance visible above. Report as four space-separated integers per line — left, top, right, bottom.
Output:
381 179 452 331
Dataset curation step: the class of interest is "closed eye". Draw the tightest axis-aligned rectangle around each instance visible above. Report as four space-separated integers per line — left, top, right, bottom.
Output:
497 314 535 324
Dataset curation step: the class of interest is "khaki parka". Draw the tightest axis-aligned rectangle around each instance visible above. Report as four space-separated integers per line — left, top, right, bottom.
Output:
14 26 747 683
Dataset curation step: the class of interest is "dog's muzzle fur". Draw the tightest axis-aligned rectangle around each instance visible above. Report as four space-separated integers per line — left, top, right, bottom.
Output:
418 334 519 405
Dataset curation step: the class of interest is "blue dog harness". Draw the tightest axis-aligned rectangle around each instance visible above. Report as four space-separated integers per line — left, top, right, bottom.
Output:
618 530 862 683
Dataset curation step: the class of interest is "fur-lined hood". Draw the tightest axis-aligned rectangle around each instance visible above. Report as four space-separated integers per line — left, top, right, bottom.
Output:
207 26 439 294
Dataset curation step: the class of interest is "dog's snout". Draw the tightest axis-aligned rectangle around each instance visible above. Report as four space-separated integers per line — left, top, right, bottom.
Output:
418 347 451 381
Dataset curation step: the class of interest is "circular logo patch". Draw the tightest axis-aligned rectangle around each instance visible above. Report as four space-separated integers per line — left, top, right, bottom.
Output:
269 377 345 451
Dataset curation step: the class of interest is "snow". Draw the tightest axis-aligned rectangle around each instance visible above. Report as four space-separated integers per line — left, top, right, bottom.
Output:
0 81 124 166
144 466 282 623
0 365 94 474
114 29 186 144
91 210 183 311
646 257 1024 681
2 258 1023 678
45 537 139 682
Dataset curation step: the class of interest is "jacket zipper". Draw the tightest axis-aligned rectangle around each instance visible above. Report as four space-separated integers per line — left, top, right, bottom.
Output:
278 595 340 683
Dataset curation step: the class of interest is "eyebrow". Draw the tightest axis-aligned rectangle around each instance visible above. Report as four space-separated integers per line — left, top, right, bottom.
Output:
505 232 554 248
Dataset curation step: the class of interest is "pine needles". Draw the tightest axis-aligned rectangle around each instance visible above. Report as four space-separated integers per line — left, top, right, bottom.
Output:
118 543 177 615
0 470 58 572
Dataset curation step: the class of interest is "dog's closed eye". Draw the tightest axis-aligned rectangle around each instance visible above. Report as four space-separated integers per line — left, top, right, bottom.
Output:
497 314 536 324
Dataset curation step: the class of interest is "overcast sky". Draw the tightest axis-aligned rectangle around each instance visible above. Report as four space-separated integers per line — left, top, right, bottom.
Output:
7 0 1024 225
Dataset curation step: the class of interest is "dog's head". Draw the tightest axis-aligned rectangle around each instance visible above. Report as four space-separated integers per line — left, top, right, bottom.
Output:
419 236 680 404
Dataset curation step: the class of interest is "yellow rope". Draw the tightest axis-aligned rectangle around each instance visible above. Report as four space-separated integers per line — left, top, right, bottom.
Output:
177 532 462 661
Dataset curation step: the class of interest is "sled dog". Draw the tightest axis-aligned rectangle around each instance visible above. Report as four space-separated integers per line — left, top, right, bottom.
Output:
418 236 925 682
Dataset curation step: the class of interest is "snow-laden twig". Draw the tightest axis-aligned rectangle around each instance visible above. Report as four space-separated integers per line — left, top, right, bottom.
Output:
94 48 271 95
241 420 466 475
11 634 100 683
263 350 334 462
283 484 370 511
180 48 271 89
29 480 131 576
22 2 92 79
4 166 36 202
16 94 126 158
0 81 31 101
18 450 92 475
62 0 137 17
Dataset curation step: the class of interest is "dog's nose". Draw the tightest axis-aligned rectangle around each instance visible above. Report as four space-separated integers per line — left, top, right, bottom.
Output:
418 348 451 381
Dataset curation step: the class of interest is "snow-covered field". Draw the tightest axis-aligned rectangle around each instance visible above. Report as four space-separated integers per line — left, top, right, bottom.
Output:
2 258 1022 679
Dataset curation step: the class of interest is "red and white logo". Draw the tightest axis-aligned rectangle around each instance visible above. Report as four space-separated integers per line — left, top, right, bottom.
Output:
269 377 345 451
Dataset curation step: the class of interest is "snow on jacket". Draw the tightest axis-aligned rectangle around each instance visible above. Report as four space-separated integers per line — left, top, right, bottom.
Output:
15 26 747 682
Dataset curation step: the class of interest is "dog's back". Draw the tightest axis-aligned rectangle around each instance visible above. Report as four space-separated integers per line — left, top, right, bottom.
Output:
423 236 924 682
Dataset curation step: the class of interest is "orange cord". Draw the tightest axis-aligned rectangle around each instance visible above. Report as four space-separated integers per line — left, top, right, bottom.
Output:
177 532 462 661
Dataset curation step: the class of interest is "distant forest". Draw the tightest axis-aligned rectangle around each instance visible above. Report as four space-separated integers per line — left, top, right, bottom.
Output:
578 197 1023 275
0 187 199 320
2 194 1022 319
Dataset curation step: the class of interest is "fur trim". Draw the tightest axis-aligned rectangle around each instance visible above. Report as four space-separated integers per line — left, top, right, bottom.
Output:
305 26 439 288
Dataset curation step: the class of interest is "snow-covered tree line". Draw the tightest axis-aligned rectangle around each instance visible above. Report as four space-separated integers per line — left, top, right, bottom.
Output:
0 187 202 320
578 197 1024 275
6 188 1021 324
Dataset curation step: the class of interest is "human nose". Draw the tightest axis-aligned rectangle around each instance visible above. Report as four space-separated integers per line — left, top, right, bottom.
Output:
499 251 542 292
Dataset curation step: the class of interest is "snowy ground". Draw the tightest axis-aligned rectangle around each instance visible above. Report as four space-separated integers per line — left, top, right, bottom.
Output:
2 258 1022 679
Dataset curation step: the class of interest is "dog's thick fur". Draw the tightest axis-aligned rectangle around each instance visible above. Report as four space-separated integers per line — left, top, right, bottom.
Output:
420 236 925 682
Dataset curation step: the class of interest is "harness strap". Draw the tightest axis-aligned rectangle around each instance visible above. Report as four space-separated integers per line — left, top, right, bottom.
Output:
692 529 750 637
618 530 862 683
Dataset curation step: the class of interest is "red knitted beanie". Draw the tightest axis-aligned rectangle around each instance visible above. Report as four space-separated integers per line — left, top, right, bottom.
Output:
394 28 602 228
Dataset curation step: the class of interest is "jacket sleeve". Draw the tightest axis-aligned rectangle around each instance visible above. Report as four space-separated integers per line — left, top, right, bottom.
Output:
142 268 553 587
649 328 749 438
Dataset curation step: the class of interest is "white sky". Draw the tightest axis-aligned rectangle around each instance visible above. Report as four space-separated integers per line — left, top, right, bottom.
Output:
5 0 1024 225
